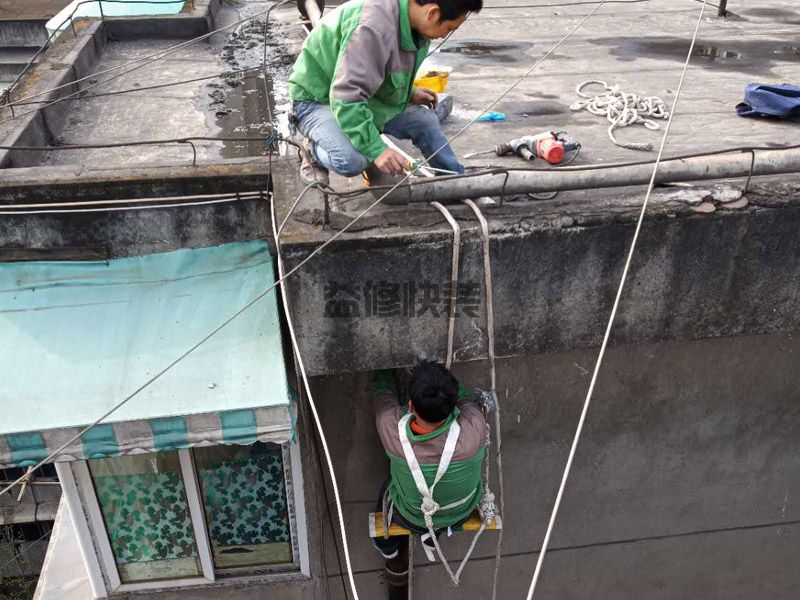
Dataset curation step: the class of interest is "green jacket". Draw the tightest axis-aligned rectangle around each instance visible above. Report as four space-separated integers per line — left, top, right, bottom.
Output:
372 370 486 530
288 0 430 162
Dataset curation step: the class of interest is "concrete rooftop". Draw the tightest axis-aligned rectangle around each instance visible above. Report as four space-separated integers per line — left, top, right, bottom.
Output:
269 0 800 240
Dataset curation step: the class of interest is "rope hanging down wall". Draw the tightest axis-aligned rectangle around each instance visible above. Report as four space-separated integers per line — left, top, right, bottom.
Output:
525 2 711 599
0 7 613 600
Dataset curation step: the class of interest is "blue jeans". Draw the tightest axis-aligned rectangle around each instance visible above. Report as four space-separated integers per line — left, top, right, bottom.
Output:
292 101 464 177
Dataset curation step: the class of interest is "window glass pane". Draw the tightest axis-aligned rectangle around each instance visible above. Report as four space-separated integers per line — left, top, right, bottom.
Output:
194 442 293 569
88 453 202 583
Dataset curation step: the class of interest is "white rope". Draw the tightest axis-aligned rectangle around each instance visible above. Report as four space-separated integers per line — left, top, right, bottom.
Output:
271 192 361 600
525 2 710 599
462 199 505 600
569 80 669 151
0 0 607 543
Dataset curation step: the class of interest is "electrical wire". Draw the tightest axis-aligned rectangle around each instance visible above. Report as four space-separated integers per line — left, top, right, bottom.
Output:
2 0 186 102
524 1 710 598
0 196 244 215
271 193 358 600
8 66 261 106
0 0 609 557
0 0 291 128
0 528 52 575
0 191 261 211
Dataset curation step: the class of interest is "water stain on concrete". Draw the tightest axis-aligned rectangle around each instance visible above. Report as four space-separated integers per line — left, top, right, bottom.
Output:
205 0 294 159
744 8 800 24
438 40 533 64
595 37 800 73
507 100 569 118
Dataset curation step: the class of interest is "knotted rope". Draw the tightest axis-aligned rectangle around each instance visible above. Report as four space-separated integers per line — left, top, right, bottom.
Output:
569 80 669 151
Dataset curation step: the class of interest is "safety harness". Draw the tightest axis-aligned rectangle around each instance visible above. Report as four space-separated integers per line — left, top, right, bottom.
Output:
388 411 496 586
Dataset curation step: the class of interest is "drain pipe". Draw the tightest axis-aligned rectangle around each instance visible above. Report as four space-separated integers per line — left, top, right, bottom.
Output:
380 147 800 205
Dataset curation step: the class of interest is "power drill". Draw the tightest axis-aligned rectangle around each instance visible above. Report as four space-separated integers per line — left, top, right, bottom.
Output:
466 131 580 164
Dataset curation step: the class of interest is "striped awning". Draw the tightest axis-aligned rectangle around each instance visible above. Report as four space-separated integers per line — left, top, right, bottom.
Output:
0 240 294 468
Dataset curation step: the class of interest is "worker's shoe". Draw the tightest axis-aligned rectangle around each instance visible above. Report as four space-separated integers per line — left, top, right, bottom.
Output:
298 138 330 188
434 93 454 123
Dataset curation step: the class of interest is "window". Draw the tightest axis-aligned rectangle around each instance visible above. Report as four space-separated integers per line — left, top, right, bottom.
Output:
66 441 306 594
88 453 202 583
194 442 293 570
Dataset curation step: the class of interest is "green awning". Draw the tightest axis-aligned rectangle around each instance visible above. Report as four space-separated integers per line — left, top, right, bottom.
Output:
0 240 294 468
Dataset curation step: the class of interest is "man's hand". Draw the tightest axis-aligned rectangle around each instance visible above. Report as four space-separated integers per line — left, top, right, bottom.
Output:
373 148 409 175
411 88 438 109
474 388 497 414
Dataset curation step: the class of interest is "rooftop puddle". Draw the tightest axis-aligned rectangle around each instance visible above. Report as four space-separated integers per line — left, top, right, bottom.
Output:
595 37 800 73
435 40 533 64
205 0 294 159
743 8 800 24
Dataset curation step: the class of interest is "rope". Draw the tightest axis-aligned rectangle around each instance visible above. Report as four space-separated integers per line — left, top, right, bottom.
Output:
8 66 261 106
462 199 505 600
569 80 669 151
271 192 360 600
525 2 710 598
0 0 291 127
0 0 607 541
429 204 460 369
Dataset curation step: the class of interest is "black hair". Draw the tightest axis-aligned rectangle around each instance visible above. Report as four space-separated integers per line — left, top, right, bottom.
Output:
409 359 459 423
416 0 483 22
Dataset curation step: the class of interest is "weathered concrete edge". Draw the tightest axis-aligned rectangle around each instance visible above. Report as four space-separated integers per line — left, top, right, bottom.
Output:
0 20 105 168
0 0 223 167
0 156 287 203
103 0 222 40
279 198 800 376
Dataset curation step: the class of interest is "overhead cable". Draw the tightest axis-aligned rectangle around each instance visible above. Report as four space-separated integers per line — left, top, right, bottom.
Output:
524 1 710 598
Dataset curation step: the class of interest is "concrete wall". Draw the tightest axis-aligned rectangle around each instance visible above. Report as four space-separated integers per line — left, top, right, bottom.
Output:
0 197 271 259
281 194 800 377
71 329 800 600
303 331 800 600
0 20 48 47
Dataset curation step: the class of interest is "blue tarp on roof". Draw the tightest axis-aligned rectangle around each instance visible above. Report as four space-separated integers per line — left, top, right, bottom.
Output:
0 240 293 468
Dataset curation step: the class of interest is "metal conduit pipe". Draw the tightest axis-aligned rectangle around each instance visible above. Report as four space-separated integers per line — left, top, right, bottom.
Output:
382 147 800 205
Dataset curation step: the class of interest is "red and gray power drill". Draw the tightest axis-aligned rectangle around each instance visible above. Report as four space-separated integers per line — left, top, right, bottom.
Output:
465 131 580 164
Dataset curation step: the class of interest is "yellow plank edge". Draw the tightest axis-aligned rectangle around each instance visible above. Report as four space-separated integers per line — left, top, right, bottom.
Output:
368 510 502 538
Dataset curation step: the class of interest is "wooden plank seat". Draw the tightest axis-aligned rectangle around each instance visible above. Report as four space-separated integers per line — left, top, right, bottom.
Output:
368 510 502 538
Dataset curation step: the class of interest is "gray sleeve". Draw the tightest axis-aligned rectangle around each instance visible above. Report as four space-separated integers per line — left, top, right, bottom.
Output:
330 23 391 102
374 391 401 453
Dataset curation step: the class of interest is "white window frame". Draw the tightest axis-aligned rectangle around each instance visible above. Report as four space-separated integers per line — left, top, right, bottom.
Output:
59 440 308 597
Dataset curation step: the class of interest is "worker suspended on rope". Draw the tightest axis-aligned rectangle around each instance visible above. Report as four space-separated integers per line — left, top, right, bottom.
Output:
287 0 482 186
372 360 495 587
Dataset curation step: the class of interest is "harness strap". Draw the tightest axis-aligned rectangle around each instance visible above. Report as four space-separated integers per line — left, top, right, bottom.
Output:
397 413 464 525
398 413 481 584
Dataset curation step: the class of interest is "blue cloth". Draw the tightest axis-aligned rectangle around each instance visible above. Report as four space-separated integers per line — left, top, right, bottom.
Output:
292 101 464 176
736 83 800 123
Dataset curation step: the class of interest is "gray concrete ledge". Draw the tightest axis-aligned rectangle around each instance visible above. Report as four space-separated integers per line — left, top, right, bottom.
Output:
278 183 800 375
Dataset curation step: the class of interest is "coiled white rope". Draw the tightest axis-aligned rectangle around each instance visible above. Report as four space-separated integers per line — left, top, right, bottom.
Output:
569 80 670 151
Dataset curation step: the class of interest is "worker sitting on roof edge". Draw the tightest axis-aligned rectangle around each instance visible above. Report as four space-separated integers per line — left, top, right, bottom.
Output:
287 0 482 185
372 360 492 583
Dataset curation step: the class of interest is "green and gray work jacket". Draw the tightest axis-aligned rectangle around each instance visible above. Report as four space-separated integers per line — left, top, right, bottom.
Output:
373 370 486 530
287 0 430 162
